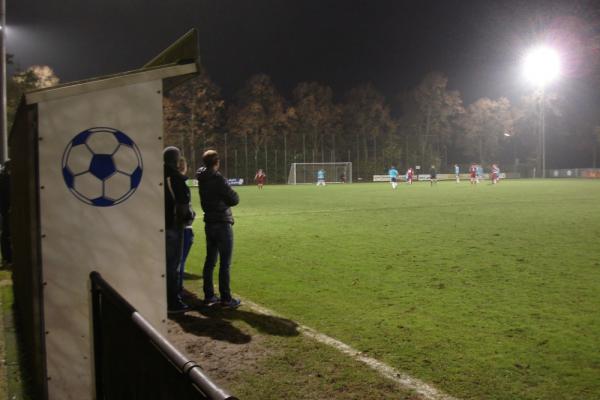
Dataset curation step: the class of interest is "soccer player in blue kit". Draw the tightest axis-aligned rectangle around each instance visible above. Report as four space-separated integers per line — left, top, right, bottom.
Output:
454 164 460 183
317 169 326 186
389 165 399 189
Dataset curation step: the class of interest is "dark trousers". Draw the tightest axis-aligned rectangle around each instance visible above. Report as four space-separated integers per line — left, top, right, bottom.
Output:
178 227 195 293
203 222 233 301
166 228 184 308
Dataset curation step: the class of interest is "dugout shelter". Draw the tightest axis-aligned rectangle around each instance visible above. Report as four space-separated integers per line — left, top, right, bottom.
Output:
9 30 199 400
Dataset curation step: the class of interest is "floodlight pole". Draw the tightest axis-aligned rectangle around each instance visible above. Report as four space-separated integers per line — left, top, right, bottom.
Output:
523 46 560 178
540 87 546 178
0 0 6 163
540 86 546 179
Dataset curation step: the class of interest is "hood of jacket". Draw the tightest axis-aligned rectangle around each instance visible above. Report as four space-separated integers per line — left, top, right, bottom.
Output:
163 146 180 169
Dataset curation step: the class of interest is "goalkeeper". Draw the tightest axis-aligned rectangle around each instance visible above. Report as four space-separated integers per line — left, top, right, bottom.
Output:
316 169 326 186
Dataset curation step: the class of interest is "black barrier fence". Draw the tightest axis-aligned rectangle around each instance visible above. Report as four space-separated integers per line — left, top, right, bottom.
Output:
90 271 238 400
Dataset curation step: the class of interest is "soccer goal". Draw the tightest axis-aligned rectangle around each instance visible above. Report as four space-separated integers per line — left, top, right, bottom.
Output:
287 162 352 184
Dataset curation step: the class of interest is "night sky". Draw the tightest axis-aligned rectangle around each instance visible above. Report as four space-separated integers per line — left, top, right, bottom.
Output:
7 0 600 105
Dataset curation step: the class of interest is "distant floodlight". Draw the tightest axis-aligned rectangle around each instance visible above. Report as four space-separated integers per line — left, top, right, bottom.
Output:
522 46 560 178
523 46 561 87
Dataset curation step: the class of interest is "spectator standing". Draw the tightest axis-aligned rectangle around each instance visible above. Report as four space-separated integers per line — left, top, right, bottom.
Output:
177 157 195 296
197 150 241 308
164 147 192 314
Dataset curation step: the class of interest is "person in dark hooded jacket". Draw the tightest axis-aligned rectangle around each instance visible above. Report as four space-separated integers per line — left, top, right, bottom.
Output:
196 150 240 308
164 146 192 314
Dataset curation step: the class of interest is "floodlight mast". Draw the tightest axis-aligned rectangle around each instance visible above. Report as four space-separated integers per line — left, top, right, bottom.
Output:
523 46 560 178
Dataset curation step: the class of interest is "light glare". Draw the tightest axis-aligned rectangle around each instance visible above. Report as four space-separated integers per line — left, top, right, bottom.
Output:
523 46 561 87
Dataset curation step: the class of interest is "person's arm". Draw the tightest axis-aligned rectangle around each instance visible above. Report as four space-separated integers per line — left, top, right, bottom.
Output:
170 176 190 205
219 176 239 206
167 174 193 222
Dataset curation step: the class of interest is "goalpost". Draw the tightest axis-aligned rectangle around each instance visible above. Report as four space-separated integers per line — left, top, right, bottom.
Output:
287 162 353 184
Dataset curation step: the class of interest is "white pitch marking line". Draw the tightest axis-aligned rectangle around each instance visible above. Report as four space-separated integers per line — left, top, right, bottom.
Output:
242 299 459 400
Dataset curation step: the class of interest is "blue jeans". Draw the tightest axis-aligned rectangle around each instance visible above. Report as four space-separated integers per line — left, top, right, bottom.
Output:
165 228 184 307
203 223 233 301
178 227 195 292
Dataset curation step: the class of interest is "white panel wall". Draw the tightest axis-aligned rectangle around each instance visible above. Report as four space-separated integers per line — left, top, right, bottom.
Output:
38 80 167 400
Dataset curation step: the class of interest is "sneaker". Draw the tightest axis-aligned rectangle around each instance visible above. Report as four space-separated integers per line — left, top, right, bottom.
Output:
220 298 241 309
168 301 190 315
203 296 220 306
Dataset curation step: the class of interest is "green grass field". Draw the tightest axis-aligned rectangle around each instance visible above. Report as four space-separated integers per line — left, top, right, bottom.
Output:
186 179 600 400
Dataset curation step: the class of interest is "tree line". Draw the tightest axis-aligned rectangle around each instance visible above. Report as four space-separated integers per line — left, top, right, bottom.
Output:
7 61 599 182
164 67 566 183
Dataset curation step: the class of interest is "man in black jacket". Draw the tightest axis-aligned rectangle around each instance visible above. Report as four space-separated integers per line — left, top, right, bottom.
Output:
164 147 192 314
197 150 240 308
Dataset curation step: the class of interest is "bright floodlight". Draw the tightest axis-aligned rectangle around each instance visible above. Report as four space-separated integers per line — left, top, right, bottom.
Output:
523 46 561 87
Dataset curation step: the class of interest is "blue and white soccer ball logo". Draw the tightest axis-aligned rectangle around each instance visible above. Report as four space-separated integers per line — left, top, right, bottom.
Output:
61 127 143 207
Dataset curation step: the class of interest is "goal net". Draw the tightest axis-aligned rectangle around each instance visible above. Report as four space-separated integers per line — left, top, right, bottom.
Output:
287 162 352 184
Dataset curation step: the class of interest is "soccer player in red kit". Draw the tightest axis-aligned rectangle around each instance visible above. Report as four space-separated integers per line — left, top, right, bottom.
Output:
469 164 477 184
255 169 266 189
491 164 500 184
406 167 414 184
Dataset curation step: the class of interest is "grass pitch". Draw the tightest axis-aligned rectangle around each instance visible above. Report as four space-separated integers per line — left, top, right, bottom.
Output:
186 179 600 400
